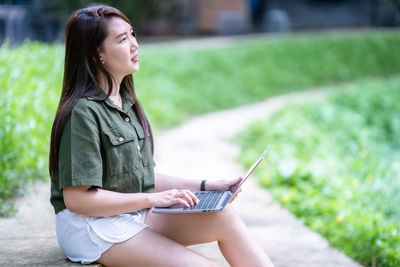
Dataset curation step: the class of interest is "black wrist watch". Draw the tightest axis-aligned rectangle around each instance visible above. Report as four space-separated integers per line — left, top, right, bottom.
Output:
200 180 207 191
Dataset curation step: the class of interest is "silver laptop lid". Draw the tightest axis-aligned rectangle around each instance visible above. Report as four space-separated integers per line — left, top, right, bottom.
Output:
231 144 271 194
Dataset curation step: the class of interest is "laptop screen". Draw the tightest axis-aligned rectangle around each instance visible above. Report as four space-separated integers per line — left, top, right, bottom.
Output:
231 144 270 194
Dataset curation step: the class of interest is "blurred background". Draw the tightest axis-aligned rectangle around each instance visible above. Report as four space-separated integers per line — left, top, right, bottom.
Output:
0 0 399 44
1 1 399 266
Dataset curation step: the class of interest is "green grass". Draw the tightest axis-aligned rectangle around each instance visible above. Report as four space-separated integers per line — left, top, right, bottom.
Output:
0 30 399 215
235 76 400 266
136 30 400 127
0 42 63 214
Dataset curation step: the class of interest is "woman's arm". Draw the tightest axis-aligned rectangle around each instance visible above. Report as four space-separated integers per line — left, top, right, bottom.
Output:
155 173 243 192
154 173 203 192
63 175 244 217
63 185 196 217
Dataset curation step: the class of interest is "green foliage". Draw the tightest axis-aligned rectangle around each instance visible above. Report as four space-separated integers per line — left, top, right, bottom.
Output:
0 31 399 215
235 76 400 266
0 42 64 215
136 31 400 128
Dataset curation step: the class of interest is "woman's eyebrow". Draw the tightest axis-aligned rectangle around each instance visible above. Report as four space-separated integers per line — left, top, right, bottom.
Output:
116 27 133 39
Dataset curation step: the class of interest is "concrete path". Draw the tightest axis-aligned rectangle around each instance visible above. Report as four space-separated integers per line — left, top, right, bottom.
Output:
0 89 361 266
153 89 361 267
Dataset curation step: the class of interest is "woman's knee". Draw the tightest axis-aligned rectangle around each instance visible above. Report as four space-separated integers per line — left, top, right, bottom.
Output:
218 204 241 225
216 205 247 237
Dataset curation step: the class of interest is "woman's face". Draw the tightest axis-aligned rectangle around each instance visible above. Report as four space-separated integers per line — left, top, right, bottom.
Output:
99 16 139 81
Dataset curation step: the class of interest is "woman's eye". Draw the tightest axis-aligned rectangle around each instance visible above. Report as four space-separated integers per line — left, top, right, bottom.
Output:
120 37 126 43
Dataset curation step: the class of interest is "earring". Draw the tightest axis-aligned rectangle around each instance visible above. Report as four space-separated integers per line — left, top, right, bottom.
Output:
100 57 104 64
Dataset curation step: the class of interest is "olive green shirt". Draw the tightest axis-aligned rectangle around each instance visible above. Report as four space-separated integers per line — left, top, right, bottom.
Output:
50 90 155 214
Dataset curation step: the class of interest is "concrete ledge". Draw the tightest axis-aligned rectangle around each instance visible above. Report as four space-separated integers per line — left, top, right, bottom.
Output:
0 181 100 266
0 236 100 266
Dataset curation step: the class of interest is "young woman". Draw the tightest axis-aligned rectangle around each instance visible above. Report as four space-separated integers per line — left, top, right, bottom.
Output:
49 5 274 267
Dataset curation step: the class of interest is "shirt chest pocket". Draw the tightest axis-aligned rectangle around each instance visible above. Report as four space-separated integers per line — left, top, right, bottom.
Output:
103 124 153 176
103 125 141 176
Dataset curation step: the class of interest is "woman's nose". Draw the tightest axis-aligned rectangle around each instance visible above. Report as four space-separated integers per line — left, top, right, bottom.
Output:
130 36 139 51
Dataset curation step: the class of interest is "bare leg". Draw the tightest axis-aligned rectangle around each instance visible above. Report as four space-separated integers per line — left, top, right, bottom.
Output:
145 205 274 267
97 228 220 267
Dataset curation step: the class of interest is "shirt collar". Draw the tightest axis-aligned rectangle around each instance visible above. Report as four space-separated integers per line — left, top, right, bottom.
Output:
121 89 135 112
86 88 107 101
87 87 135 112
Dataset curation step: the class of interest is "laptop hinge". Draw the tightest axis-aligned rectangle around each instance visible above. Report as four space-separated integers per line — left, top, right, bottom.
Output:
217 191 232 209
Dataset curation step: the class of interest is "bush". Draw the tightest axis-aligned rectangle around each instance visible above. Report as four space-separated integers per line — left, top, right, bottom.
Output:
235 76 400 266
136 31 400 127
0 42 63 215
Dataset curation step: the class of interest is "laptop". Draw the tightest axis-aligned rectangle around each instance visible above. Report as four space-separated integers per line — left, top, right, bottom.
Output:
152 145 270 214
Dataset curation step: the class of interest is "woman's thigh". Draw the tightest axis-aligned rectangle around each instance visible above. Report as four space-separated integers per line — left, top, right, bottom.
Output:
97 228 218 267
145 205 244 246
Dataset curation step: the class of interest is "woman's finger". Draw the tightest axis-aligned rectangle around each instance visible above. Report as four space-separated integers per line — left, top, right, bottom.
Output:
229 188 243 203
229 177 244 191
187 190 199 204
233 176 243 184
173 190 198 206
161 189 199 207
184 190 199 205
174 197 190 207
180 190 194 206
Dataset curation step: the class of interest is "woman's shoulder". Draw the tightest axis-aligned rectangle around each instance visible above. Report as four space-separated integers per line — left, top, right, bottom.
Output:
72 97 105 117
66 98 105 131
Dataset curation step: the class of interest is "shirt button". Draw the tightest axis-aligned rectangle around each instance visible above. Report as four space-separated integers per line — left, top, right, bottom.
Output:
119 137 124 142
125 117 130 122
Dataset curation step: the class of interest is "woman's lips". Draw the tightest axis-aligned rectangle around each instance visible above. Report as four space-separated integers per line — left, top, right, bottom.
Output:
132 55 139 63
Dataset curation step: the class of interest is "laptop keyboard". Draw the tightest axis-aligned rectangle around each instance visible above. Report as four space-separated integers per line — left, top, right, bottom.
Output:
184 191 226 210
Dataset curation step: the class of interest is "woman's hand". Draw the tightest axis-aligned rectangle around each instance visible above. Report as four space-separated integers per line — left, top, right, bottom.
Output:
148 189 199 208
205 176 243 191
205 177 244 203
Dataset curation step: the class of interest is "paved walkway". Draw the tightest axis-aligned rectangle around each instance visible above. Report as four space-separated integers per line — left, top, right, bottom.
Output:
153 89 361 267
0 88 362 266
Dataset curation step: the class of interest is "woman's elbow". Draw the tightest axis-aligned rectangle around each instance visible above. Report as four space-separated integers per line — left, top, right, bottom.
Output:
63 185 91 214
64 197 80 213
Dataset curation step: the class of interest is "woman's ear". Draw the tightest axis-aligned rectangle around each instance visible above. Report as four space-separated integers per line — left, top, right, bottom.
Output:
97 48 105 64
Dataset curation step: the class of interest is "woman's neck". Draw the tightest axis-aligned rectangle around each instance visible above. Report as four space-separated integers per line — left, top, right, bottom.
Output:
98 74 122 96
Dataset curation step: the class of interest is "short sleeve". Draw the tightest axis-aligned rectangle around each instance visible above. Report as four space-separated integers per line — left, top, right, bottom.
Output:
58 102 103 189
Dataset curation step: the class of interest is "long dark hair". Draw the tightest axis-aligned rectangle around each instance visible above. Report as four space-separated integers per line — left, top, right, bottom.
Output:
49 5 153 178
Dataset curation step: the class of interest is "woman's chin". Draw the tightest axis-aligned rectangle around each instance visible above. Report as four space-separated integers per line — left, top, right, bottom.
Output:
124 67 139 76
130 63 139 73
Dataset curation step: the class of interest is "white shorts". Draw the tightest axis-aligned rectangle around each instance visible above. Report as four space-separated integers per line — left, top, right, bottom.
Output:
55 209 148 264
